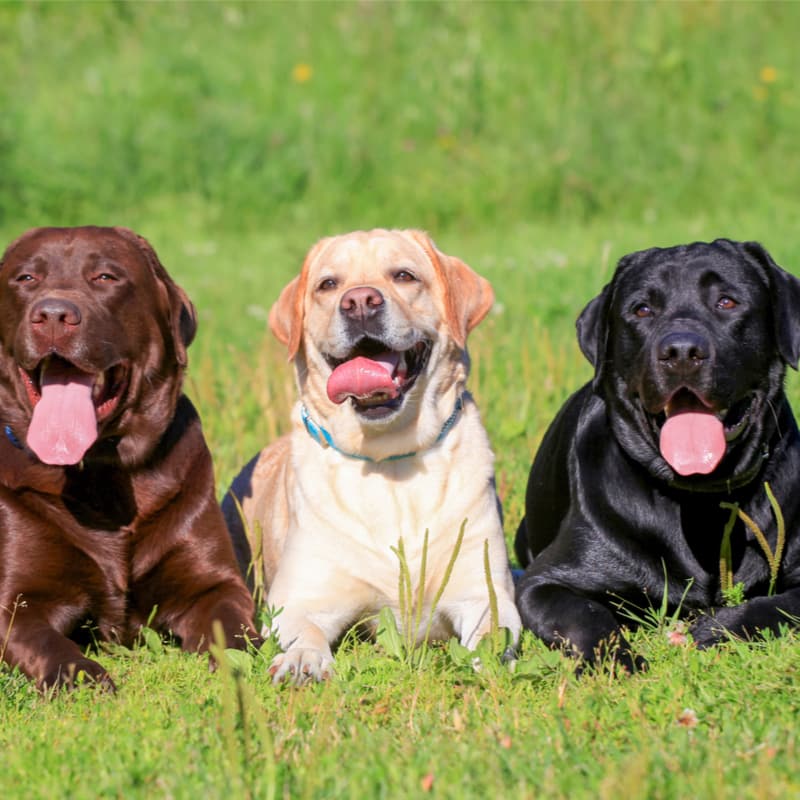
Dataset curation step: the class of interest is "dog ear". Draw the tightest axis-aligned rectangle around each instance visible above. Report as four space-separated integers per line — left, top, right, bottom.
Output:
269 238 331 361
576 283 611 369
742 241 800 370
269 275 304 361
118 227 197 367
167 284 198 367
577 252 645 382
406 230 494 349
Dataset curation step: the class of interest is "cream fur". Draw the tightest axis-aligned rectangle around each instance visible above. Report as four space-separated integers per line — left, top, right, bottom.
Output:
224 229 520 683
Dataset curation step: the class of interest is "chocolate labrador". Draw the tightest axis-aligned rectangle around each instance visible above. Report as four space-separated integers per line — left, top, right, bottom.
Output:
515 239 800 670
0 226 259 691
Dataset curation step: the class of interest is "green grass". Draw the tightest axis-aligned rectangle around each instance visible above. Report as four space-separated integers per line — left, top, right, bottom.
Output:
3 2 800 798
2 629 799 799
3 1 800 236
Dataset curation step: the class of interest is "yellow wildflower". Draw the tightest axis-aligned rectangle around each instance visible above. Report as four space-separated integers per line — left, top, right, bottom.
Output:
760 66 778 84
292 63 313 84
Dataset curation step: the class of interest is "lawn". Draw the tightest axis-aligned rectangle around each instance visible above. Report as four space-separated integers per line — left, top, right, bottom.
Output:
2 2 800 798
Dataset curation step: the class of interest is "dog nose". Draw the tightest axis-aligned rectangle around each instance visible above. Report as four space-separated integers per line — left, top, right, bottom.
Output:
340 286 385 321
657 331 709 370
30 297 82 327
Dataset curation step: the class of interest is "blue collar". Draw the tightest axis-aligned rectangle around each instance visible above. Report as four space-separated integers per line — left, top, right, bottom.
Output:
4 424 22 450
300 395 464 463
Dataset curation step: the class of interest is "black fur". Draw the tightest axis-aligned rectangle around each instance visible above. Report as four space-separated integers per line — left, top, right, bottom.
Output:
515 239 800 670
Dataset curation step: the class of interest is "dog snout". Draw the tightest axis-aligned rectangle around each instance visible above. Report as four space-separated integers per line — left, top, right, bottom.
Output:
30 296 82 330
339 286 385 322
657 330 710 373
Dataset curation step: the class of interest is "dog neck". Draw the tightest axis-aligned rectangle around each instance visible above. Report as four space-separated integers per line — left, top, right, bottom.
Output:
4 424 22 450
300 395 464 463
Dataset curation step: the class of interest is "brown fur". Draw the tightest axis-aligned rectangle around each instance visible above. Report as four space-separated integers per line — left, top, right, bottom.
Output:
0 226 259 691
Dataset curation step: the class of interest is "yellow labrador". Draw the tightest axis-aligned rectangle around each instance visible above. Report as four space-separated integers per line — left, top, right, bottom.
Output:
223 229 520 683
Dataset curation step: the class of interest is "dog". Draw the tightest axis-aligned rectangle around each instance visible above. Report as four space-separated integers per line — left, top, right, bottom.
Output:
515 239 800 671
223 229 521 683
0 226 259 691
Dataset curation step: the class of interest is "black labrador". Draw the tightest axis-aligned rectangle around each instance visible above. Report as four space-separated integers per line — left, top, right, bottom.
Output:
515 239 800 670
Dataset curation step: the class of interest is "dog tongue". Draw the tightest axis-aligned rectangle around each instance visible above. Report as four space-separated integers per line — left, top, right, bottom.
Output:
659 411 726 476
327 354 401 404
26 361 98 465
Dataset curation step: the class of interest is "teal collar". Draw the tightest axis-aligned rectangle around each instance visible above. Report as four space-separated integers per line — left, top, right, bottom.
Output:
300 395 464 463
4 425 22 450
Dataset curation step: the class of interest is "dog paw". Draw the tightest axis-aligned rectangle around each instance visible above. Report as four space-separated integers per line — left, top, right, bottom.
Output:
573 645 647 677
690 597 786 649
690 607 742 649
269 648 333 686
615 650 648 675
40 658 116 694
227 628 264 652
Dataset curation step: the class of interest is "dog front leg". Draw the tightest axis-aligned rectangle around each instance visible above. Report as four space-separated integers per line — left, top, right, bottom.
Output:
267 604 347 685
690 587 800 647
1 614 115 692
516 579 646 673
171 589 262 654
449 589 522 653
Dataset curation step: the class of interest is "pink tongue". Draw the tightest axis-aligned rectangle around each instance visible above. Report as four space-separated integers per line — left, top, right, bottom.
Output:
327 354 401 404
26 363 98 465
659 411 726 476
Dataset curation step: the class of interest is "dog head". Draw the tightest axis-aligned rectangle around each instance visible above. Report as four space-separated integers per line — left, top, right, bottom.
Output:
269 229 493 460
577 239 800 489
0 226 196 468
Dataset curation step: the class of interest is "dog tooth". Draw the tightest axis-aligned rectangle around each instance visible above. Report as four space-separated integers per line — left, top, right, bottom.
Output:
92 371 106 401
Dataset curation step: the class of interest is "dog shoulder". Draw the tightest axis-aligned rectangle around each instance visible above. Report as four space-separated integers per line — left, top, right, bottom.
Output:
225 434 294 524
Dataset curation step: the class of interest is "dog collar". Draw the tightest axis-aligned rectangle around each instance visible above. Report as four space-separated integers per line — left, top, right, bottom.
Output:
300 395 464 463
4 424 22 450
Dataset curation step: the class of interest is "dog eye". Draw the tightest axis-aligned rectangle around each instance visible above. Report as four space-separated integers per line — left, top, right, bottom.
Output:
716 296 738 310
317 278 337 292
393 270 418 283
93 273 118 283
14 273 36 283
633 303 654 318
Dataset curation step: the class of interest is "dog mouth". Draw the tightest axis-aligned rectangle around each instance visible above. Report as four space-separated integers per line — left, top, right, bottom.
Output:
324 337 432 419
646 388 755 476
18 355 130 465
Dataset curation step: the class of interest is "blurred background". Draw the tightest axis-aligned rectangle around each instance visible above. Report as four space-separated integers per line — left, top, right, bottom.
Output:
4 3 799 239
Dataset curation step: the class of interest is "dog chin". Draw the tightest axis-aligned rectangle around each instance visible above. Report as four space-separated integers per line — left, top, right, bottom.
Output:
350 396 407 423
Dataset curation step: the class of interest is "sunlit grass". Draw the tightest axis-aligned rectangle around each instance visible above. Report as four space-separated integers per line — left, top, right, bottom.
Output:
4 2 800 237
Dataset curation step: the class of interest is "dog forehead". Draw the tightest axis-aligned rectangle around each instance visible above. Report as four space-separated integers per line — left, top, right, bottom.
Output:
616 242 761 299
309 230 432 281
2 227 148 277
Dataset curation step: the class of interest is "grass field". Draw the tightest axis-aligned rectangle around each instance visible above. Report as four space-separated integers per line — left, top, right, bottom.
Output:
2 2 800 798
